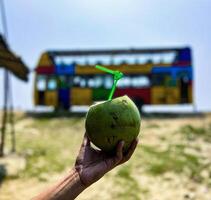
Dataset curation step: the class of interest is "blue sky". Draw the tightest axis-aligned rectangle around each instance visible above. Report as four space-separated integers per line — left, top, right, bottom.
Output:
0 0 211 111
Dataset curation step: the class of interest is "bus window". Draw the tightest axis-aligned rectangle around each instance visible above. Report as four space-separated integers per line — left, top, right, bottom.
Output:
131 76 150 88
73 76 81 87
104 75 113 89
37 75 46 91
118 76 131 88
87 76 95 88
47 77 57 90
73 76 87 88
80 78 86 88
94 76 104 88
86 76 104 88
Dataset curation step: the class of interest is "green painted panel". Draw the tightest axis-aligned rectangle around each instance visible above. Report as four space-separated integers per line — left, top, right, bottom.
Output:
166 79 177 87
93 88 110 101
58 76 70 89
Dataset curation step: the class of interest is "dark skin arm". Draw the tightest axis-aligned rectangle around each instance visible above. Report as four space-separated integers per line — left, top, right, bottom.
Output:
33 133 138 200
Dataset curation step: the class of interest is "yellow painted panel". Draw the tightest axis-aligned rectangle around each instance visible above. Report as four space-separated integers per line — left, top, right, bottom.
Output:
151 87 166 104
75 64 153 75
34 90 39 105
114 64 153 74
76 65 100 74
45 91 58 106
37 52 53 67
188 85 193 103
166 87 180 104
33 75 39 105
71 88 92 105
154 63 172 67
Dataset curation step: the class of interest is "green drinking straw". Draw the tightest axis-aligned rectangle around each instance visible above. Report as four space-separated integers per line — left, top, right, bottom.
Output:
95 65 124 100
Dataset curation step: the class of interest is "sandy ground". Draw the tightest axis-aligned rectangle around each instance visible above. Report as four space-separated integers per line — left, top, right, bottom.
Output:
0 112 210 200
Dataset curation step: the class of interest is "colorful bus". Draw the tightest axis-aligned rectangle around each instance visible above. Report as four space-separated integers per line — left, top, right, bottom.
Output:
34 47 193 110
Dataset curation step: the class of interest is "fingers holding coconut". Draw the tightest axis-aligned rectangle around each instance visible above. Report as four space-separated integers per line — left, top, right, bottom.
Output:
105 138 137 169
104 140 125 170
121 138 139 164
115 140 124 163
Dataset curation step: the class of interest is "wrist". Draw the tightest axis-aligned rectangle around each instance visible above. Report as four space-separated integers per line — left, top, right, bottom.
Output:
70 167 87 190
66 168 87 198
32 169 87 200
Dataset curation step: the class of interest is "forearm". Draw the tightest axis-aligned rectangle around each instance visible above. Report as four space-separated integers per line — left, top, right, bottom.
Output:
32 169 86 200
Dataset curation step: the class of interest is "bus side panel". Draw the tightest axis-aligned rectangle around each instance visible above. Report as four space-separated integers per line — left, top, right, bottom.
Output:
34 89 39 105
154 63 174 67
166 87 180 104
93 88 110 101
76 65 99 74
36 66 55 74
114 88 151 104
151 86 166 104
71 88 92 105
33 75 39 105
151 86 180 104
56 64 75 75
75 64 153 75
37 53 53 66
58 89 70 109
188 82 193 103
114 64 152 74
45 91 58 106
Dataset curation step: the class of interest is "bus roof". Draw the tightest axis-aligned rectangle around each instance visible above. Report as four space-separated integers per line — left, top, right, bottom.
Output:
47 47 191 57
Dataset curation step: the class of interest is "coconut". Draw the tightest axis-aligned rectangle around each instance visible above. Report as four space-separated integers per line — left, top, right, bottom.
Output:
85 95 141 153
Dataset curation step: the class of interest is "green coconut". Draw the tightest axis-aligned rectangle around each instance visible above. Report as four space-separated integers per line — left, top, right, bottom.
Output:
85 95 141 152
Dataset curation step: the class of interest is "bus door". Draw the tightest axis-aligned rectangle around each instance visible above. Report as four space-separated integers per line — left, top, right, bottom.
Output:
35 75 47 105
176 67 192 103
165 76 180 104
58 75 70 109
178 74 189 103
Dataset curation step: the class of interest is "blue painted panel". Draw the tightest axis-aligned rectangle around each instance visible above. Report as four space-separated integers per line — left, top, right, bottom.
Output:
56 63 75 75
152 66 193 81
177 48 192 62
176 67 193 80
58 89 70 109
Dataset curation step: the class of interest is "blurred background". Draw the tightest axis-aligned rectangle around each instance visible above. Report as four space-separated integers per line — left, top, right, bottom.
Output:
0 0 211 200
0 0 211 111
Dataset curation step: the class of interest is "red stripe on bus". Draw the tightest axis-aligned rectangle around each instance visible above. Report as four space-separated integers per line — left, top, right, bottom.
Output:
36 66 55 74
114 88 151 104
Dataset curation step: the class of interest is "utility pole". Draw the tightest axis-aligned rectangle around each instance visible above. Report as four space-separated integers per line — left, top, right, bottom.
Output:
0 0 15 156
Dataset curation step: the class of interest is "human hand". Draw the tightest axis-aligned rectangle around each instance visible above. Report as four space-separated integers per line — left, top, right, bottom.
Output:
74 133 138 187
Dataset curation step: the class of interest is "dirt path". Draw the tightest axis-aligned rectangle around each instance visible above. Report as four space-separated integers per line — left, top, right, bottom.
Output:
0 113 210 200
